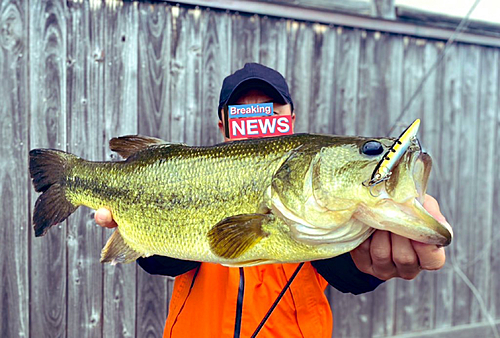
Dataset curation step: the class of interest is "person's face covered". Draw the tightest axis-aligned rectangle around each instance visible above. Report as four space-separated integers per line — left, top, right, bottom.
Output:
218 88 295 142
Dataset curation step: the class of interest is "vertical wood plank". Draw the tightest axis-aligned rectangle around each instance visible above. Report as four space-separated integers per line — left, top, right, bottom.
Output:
368 32 403 338
169 5 188 143
471 46 497 324
200 8 231 146
137 3 171 336
103 2 139 337
394 37 427 335
285 20 314 133
230 12 259 72
491 49 500 322
434 43 461 331
0 0 28 336
332 26 361 135
66 0 104 335
450 44 480 327
183 7 203 145
259 15 287 76
29 0 67 336
308 23 335 134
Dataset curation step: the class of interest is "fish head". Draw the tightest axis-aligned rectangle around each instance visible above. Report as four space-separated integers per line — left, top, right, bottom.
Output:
310 136 453 246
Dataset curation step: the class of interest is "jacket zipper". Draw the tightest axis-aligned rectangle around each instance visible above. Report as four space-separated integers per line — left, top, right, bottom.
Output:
234 267 245 338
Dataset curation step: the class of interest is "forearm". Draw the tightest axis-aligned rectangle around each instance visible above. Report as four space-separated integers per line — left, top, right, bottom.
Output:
137 255 201 277
312 253 384 295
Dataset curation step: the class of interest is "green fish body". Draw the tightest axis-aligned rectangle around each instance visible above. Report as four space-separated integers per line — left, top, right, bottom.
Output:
29 133 452 266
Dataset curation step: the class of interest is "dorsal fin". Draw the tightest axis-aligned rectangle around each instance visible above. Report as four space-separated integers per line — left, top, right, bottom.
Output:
109 135 170 159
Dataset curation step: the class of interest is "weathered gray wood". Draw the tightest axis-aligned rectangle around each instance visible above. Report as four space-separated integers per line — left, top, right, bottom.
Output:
366 31 403 338
200 8 230 145
307 23 335 134
5 2 500 337
434 43 461 330
471 46 497 324
183 7 203 145
231 11 260 72
66 0 104 335
285 20 314 132
258 15 287 76
102 2 139 337
450 44 480 327
492 49 500 321
332 26 361 135
29 0 68 337
136 3 171 336
0 0 28 337
394 37 429 335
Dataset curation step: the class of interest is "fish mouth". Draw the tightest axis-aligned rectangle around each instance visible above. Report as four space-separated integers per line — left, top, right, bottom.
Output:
358 150 453 246
411 151 432 204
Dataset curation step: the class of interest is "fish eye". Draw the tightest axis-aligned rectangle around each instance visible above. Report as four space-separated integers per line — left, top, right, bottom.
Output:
361 141 384 156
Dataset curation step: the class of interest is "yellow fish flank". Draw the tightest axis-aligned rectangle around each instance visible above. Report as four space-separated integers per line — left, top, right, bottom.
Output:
29 133 453 267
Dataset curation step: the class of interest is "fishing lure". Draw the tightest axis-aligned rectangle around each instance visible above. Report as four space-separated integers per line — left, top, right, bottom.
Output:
363 119 421 188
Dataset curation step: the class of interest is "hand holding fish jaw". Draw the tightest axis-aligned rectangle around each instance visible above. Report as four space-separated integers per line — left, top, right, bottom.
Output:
350 194 448 281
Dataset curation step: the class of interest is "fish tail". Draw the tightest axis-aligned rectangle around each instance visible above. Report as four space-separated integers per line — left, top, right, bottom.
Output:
29 149 79 237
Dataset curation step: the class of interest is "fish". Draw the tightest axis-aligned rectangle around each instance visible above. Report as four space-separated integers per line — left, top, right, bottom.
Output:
29 131 453 267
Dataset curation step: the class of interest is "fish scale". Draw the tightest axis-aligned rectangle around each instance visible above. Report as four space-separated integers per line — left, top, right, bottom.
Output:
29 132 453 266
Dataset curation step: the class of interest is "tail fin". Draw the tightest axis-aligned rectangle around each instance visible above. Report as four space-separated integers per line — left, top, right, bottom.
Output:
29 149 78 237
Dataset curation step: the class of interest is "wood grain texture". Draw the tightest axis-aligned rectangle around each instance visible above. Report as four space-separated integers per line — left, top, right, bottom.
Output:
307 23 335 134
491 49 500 322
29 0 68 336
136 3 171 336
285 20 314 133
332 26 361 135
5 3 500 337
231 11 259 72
102 2 139 337
394 37 429 335
471 46 497 325
454 44 480 327
435 43 461 330
0 0 28 337
66 1 105 335
200 8 230 146
183 7 203 145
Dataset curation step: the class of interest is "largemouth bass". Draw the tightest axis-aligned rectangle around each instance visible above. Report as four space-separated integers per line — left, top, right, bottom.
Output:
29 133 453 266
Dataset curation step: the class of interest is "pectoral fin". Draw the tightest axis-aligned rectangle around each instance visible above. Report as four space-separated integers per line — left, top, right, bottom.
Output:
207 214 270 259
101 230 142 264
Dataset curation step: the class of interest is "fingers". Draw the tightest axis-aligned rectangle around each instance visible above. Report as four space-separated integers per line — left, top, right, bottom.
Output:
95 208 118 228
391 234 419 280
370 230 397 280
424 194 447 224
350 236 373 274
411 241 446 271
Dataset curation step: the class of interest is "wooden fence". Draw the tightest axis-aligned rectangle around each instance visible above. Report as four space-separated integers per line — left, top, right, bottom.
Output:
1 0 499 337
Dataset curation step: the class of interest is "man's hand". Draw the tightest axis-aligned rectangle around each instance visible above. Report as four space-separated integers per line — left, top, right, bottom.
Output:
350 195 449 280
95 208 118 228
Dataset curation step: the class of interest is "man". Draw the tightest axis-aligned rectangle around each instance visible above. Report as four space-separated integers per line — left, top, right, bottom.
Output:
96 63 449 337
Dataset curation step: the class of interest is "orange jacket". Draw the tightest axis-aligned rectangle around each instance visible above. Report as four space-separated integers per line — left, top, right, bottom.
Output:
163 262 332 337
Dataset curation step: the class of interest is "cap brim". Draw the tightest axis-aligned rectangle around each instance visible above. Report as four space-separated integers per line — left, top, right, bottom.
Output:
223 77 289 108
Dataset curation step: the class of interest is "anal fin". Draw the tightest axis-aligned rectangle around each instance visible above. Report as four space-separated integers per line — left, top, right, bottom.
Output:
101 230 142 264
207 214 270 259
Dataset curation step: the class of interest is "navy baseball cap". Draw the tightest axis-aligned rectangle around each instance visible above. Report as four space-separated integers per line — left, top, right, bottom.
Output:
218 63 294 120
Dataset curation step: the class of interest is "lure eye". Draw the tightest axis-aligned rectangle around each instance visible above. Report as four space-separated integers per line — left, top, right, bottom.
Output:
361 141 384 156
